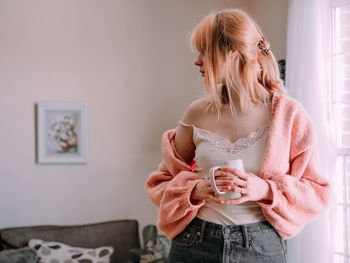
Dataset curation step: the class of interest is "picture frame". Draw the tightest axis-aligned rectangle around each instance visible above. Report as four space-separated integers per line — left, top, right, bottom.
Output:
36 103 88 164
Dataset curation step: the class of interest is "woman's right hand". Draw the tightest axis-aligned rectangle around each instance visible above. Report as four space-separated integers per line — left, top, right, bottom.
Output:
191 171 234 204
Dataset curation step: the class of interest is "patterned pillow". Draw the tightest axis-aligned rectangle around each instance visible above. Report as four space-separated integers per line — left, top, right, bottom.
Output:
28 239 114 263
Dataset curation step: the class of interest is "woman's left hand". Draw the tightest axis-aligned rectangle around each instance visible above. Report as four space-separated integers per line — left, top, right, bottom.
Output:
217 167 272 204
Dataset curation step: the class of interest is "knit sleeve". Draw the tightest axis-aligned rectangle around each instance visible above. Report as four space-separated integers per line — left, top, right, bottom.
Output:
145 129 205 240
257 108 330 239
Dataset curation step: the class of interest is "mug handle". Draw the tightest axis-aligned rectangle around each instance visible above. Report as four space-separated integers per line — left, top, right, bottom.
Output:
209 166 225 195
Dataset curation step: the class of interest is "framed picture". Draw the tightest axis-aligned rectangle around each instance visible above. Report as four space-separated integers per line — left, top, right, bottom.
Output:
36 103 87 164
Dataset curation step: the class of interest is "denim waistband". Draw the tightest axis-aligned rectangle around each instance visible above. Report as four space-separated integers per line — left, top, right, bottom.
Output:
188 217 276 246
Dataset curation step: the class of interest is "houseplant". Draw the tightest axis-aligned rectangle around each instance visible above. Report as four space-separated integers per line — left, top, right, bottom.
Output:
128 224 171 263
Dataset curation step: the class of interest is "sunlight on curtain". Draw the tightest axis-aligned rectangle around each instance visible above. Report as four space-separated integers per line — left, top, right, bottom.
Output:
285 0 336 262
332 3 350 262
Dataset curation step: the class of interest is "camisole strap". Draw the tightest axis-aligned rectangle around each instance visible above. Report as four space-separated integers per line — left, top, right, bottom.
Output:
178 120 195 128
178 120 198 146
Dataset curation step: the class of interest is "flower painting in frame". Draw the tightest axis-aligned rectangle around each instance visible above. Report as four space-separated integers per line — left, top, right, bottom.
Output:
36 103 87 164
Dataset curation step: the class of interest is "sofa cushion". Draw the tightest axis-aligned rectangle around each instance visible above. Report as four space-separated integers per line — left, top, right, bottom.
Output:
0 220 139 263
29 239 113 263
0 247 37 263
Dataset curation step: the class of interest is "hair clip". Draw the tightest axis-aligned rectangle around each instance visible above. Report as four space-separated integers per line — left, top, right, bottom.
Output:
257 39 270 55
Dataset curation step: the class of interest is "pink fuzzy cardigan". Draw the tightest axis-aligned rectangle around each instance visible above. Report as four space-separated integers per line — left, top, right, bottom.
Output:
145 91 330 240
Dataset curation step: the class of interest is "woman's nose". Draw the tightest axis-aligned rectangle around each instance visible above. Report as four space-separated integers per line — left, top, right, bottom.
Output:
194 55 203 66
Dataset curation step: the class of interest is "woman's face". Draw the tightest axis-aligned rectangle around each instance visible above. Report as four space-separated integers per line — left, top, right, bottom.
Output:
194 53 206 78
194 52 229 83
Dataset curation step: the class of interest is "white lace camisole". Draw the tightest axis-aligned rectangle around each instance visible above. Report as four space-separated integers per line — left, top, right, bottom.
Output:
178 120 271 225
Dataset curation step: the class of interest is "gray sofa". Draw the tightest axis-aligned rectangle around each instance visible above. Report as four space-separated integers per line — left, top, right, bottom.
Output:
0 219 140 263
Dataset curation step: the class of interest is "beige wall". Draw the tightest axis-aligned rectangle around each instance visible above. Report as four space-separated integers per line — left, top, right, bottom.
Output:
247 0 288 60
0 0 287 232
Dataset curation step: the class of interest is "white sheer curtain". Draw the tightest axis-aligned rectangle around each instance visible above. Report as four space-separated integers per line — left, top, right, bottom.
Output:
285 0 337 262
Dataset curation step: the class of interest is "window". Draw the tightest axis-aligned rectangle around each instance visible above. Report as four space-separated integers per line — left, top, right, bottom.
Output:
332 1 350 262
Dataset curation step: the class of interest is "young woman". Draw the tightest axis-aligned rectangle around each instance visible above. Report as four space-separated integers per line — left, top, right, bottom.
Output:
145 8 330 263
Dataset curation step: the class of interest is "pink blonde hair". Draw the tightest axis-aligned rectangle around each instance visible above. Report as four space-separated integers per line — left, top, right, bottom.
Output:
190 9 287 120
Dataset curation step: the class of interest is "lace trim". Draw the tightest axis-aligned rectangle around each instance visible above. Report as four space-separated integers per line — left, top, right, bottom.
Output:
194 123 271 155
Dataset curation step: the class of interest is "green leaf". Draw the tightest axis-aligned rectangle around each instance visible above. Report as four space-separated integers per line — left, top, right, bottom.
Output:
143 225 158 247
158 235 171 256
158 235 171 246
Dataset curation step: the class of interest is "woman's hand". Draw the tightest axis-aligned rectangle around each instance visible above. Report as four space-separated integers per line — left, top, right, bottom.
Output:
215 167 272 204
191 175 234 204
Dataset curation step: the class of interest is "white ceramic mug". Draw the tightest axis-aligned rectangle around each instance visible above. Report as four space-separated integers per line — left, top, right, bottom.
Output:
209 159 245 202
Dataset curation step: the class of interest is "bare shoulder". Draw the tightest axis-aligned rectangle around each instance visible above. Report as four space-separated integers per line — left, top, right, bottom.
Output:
174 98 210 164
180 97 211 126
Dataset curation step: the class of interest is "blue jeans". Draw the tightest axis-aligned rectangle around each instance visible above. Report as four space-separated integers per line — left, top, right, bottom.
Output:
168 217 287 263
